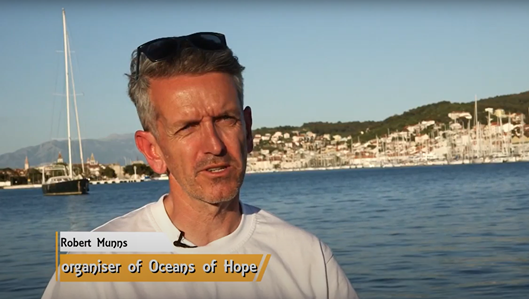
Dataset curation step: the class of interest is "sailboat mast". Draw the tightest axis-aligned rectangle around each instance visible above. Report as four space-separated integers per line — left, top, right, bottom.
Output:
62 8 73 179
474 95 479 159
67 34 86 175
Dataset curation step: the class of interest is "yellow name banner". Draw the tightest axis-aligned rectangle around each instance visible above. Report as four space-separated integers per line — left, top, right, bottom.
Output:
58 254 271 282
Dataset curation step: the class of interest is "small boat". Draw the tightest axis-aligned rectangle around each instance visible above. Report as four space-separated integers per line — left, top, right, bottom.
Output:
42 177 89 196
42 176 89 196
42 164 89 196
157 174 169 180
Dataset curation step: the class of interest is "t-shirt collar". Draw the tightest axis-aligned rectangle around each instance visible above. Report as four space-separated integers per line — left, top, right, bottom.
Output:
149 193 256 254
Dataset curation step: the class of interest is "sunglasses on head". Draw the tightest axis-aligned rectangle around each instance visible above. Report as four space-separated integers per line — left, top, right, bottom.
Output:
135 32 228 80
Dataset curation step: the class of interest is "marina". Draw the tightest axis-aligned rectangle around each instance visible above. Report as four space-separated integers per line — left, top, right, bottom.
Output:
0 3 528 299
1 150 528 189
246 100 529 172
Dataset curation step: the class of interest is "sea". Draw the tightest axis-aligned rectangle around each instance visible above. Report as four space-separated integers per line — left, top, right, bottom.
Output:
0 162 528 299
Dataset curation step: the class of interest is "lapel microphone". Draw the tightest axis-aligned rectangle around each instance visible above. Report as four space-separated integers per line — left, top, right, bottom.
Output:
173 204 243 248
173 230 197 248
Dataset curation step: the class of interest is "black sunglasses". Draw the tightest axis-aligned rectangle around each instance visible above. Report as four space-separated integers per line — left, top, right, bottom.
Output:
135 32 228 80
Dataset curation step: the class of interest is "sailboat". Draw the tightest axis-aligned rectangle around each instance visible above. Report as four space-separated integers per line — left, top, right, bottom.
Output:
42 9 89 196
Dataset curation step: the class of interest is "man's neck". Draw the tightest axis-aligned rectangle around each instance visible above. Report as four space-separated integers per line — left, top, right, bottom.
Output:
163 189 242 247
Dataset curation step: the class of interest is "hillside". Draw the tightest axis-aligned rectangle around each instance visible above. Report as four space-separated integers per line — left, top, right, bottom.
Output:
0 134 144 169
253 91 529 142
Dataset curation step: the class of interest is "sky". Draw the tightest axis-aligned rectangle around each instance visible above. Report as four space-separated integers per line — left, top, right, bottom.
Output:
0 1 528 155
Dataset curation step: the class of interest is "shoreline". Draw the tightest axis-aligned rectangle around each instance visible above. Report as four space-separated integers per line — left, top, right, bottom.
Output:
1 159 527 190
245 158 529 174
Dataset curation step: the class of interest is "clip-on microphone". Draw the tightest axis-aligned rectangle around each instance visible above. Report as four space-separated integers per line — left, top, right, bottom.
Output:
173 230 197 248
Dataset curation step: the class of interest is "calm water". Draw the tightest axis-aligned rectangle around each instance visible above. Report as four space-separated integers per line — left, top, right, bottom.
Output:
1 163 528 298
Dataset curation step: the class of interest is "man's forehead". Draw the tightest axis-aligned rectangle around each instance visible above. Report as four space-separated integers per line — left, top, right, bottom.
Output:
149 73 237 92
151 83 240 126
173 101 240 120
156 90 240 116
150 74 238 104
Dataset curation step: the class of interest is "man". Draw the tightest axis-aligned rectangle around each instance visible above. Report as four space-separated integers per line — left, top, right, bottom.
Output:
42 32 359 299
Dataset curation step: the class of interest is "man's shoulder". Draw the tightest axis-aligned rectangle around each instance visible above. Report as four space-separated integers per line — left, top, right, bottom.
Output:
244 203 331 254
91 201 158 232
250 205 301 229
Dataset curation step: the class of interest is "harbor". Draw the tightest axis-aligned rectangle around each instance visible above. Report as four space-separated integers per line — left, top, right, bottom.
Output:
246 103 529 172
2 105 529 188
1 3 528 299
0 174 168 190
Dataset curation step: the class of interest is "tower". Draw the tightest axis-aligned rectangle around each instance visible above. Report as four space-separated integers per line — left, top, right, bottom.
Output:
24 156 29 170
57 152 64 163
89 153 96 165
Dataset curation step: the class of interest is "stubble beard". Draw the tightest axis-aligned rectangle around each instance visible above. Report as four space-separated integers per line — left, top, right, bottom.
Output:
185 173 244 205
188 149 248 205
170 144 249 205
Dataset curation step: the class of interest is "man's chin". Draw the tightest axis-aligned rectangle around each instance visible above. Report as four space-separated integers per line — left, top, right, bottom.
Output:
188 175 243 203
200 187 239 204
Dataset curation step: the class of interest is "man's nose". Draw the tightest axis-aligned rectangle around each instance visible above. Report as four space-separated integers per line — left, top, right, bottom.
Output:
201 122 227 156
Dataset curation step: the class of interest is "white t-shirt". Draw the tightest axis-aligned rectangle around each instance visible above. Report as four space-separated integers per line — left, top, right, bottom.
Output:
42 194 359 299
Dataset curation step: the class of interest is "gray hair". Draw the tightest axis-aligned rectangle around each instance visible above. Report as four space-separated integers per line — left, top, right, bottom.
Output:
126 44 246 137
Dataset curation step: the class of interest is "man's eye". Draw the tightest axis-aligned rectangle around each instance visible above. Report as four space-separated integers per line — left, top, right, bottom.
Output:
179 123 198 132
219 116 236 122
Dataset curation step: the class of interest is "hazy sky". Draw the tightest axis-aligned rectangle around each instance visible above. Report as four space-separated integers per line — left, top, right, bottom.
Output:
1 1 528 155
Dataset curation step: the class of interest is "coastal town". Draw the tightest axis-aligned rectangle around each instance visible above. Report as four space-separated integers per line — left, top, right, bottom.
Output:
246 107 529 171
1 106 528 190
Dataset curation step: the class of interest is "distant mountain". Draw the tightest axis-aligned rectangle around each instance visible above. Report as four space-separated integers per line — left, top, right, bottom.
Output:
0 133 145 169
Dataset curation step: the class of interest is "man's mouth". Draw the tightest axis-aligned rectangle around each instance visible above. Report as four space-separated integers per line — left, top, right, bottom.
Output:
206 166 228 173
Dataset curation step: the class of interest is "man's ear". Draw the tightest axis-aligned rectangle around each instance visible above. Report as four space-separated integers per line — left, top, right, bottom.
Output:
134 130 167 174
243 106 253 153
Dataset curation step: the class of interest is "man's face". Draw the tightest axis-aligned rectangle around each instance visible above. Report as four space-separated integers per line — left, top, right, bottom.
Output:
149 72 252 204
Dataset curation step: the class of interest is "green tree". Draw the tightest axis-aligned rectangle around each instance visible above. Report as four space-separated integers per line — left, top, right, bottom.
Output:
250 90 529 143
0 172 8 181
100 167 117 179
124 164 154 176
27 168 42 184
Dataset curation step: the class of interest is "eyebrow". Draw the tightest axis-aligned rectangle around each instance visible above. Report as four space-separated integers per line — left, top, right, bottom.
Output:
167 108 240 130
167 118 200 131
214 107 240 117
